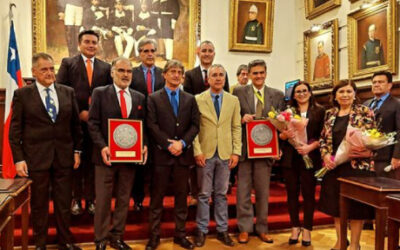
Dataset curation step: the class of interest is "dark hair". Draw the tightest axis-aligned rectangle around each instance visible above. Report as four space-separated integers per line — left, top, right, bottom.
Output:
78 30 99 43
236 64 248 76
288 81 317 110
248 59 267 73
163 59 184 74
138 38 158 52
331 80 358 107
372 71 392 83
32 53 53 66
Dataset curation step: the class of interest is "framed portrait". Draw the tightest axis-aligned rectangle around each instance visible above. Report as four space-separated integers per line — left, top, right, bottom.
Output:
304 0 341 20
348 0 398 80
229 0 274 53
304 19 339 90
32 0 200 69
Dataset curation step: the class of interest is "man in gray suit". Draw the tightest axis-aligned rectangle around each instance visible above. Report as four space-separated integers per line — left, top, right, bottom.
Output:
364 71 400 179
232 59 285 244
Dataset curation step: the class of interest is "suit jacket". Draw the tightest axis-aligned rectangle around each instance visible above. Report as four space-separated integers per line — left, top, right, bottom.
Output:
147 88 200 166
193 90 242 160
56 54 112 113
88 85 147 166
280 104 325 169
130 65 165 97
183 66 229 95
233 84 285 161
9 83 83 171
364 95 400 162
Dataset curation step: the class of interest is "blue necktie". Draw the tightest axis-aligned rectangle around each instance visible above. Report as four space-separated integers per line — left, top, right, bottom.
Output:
170 91 178 116
214 95 220 119
370 99 381 112
45 88 57 122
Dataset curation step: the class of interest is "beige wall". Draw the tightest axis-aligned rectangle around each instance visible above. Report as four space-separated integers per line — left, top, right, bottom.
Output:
0 0 298 91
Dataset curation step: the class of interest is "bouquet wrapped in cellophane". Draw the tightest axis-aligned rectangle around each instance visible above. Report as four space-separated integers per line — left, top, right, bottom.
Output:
315 126 397 178
267 107 314 169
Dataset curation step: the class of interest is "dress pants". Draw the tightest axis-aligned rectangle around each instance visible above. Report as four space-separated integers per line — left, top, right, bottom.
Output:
282 161 316 231
236 159 272 234
149 163 190 237
94 165 136 242
30 165 73 246
196 155 230 234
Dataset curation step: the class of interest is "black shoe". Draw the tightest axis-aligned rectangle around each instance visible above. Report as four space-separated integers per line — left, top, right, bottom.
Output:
146 235 160 250
71 200 83 216
288 228 301 245
133 202 143 212
35 246 46 250
86 200 95 215
302 240 311 246
58 243 82 250
109 239 131 250
194 230 206 247
216 231 234 247
173 236 195 249
95 241 107 250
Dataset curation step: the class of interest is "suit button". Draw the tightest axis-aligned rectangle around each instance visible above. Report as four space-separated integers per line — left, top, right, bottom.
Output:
174 136 178 139
176 123 179 126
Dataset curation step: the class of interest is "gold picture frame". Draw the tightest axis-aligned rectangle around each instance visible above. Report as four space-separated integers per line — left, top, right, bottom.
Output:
32 0 200 69
304 0 341 20
348 0 398 80
229 0 274 53
304 19 339 90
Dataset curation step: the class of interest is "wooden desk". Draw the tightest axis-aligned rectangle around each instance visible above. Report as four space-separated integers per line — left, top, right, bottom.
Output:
0 194 14 250
339 177 400 250
386 193 400 250
0 178 32 250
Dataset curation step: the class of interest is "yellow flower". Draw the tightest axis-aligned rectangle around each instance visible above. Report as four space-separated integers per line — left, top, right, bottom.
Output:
294 114 301 120
268 111 276 118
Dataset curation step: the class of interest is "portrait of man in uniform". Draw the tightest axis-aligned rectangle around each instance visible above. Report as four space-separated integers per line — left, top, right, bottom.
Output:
241 4 264 44
360 24 385 69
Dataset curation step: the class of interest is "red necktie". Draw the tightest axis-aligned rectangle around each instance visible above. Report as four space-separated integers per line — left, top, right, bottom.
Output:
203 69 209 88
119 90 128 118
147 70 152 94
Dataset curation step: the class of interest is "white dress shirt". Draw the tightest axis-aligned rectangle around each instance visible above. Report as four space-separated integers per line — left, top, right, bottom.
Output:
114 84 132 117
36 82 59 114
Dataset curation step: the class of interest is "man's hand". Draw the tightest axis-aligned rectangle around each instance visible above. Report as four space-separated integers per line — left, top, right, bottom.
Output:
279 128 295 140
167 139 183 156
16 161 28 177
58 12 65 20
391 158 400 169
73 152 81 169
323 153 335 170
241 114 255 124
142 146 148 165
195 154 206 167
101 147 111 166
228 154 239 169
79 111 89 122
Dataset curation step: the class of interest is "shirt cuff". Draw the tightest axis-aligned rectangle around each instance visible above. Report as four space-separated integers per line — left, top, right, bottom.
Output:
180 140 186 148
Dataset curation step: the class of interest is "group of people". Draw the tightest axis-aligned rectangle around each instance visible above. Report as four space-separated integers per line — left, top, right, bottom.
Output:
8 28 400 250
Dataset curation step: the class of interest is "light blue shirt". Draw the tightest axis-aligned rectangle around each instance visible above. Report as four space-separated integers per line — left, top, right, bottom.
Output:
210 91 223 111
142 64 155 92
164 87 186 148
373 92 390 110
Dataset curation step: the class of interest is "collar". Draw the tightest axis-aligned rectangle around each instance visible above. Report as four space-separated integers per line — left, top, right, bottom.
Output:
81 54 95 64
252 84 265 95
36 82 55 93
113 83 131 97
375 92 390 102
164 86 180 95
200 65 209 73
141 64 155 73
210 90 223 98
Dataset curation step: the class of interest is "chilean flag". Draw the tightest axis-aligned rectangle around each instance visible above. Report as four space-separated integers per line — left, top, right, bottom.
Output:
2 21 23 178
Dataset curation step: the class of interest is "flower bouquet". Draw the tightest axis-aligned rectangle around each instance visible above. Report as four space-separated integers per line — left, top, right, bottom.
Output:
315 126 397 178
268 107 314 168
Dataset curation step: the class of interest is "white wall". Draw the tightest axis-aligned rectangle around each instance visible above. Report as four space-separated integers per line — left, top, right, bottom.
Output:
0 0 32 85
0 0 297 91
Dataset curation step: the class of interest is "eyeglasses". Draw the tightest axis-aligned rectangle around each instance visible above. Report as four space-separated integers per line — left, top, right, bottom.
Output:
295 89 309 94
141 49 156 53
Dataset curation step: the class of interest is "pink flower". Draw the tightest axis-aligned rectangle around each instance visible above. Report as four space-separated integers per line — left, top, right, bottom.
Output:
277 114 285 122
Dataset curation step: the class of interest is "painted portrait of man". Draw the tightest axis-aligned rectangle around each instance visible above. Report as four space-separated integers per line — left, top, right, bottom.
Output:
361 24 385 69
241 4 264 44
313 40 330 80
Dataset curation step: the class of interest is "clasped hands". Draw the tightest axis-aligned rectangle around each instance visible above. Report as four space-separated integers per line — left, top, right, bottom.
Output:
168 139 183 156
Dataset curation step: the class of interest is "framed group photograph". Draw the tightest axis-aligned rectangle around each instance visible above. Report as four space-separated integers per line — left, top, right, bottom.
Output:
304 0 341 20
32 0 200 69
303 19 339 90
347 0 398 80
229 0 275 53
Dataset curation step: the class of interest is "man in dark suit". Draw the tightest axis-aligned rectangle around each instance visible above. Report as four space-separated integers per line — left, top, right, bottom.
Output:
88 57 148 250
146 60 200 250
183 40 229 205
233 59 285 244
9 53 83 250
129 38 165 211
364 71 400 178
57 30 112 216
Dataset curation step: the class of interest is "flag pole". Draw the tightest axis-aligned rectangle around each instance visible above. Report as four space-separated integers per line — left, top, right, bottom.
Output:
9 3 16 21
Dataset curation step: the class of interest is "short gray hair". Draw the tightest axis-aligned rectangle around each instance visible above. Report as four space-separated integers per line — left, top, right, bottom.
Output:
163 59 185 73
32 53 54 67
111 56 132 70
208 64 226 77
199 40 215 50
248 59 267 73
138 38 157 52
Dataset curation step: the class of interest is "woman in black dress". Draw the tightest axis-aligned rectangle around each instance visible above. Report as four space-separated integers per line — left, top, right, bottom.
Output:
280 81 325 246
319 80 376 250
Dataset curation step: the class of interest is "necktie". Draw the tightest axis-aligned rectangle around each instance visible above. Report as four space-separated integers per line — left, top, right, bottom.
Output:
203 69 209 88
45 88 57 122
119 90 128 118
370 98 381 111
255 91 263 118
146 69 152 94
170 91 178 116
214 95 220 119
86 59 93 87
